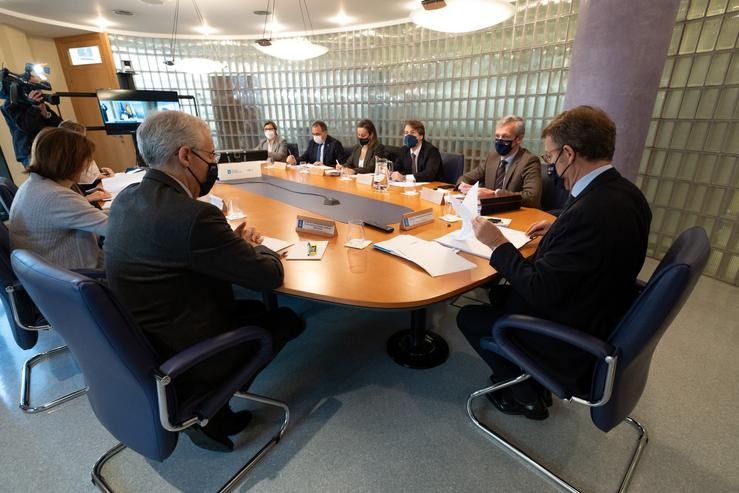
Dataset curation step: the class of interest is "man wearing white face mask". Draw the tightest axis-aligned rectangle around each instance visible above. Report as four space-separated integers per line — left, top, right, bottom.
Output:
254 120 288 162
287 120 346 167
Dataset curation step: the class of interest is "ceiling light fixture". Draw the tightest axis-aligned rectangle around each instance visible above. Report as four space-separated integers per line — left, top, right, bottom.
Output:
255 0 328 61
92 16 113 29
410 0 514 33
163 0 226 73
328 10 356 25
112 10 136 16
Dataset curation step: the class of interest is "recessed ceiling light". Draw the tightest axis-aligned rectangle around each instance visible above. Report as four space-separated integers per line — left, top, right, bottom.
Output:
195 23 218 35
328 11 356 25
140 0 166 5
253 10 272 15
92 17 114 29
112 9 135 16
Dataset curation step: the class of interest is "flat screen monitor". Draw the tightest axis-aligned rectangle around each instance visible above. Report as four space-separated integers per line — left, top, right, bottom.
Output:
96 89 180 135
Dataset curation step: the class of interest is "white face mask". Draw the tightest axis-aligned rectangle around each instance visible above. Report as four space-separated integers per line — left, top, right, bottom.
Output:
264 130 276 140
313 135 324 145
78 160 101 185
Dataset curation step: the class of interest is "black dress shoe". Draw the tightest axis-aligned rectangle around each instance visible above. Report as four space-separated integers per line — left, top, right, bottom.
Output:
487 376 549 421
183 425 234 452
219 409 253 436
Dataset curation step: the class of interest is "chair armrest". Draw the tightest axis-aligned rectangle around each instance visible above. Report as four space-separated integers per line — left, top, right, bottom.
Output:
490 315 616 399
71 268 106 280
159 325 272 380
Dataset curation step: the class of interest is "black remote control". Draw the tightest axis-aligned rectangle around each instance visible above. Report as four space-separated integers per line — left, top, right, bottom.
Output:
363 220 394 233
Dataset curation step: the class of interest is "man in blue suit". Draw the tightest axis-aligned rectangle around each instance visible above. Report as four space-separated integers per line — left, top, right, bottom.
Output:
287 120 346 167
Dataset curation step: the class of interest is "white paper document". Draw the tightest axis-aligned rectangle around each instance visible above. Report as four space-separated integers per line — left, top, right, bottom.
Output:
261 236 294 252
450 182 479 240
373 235 476 277
435 227 532 259
101 170 145 195
389 181 430 188
286 241 328 260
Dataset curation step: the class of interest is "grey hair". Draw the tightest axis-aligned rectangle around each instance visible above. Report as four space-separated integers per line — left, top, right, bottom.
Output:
495 115 525 138
136 111 210 167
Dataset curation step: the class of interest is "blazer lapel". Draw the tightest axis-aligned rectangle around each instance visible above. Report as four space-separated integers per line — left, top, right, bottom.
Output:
503 148 524 188
565 167 620 211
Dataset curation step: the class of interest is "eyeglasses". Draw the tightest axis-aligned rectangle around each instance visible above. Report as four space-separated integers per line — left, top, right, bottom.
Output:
540 148 561 164
192 148 221 164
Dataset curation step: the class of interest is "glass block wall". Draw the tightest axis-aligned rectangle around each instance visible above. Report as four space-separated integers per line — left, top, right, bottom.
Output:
109 0 579 172
638 0 738 284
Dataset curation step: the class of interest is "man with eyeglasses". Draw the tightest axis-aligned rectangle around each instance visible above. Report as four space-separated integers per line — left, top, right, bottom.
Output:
457 106 651 421
104 110 304 452
457 115 542 208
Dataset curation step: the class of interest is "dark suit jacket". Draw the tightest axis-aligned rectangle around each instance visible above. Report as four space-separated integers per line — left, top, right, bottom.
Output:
344 142 386 174
393 139 443 182
490 168 651 394
298 135 347 166
103 169 284 394
458 147 542 208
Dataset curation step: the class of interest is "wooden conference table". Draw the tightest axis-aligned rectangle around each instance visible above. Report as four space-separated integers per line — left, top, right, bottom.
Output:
212 166 553 369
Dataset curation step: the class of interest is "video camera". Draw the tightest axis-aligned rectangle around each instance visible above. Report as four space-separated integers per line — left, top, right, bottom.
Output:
0 62 60 106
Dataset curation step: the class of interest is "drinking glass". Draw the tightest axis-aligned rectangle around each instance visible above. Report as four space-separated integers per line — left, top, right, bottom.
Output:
226 198 245 221
346 220 366 248
373 157 391 192
403 174 418 195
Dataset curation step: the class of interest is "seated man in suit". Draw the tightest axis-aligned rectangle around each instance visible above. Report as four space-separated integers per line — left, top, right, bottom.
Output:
104 110 303 452
286 120 346 167
457 106 651 420
457 115 542 208
391 120 443 183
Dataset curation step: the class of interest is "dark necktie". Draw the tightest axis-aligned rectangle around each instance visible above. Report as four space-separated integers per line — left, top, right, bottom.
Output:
316 144 323 163
494 159 506 189
411 152 418 174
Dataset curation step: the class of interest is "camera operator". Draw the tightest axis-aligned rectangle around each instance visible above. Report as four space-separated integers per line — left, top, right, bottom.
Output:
1 72 62 168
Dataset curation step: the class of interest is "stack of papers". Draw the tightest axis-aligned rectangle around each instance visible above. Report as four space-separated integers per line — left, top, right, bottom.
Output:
101 170 146 195
261 236 293 252
373 235 476 277
435 228 532 259
389 181 430 188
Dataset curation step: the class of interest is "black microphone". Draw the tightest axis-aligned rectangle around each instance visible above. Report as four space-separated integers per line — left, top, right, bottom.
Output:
242 180 340 206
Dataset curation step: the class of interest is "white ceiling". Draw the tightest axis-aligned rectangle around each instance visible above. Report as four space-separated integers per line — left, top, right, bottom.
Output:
0 0 420 39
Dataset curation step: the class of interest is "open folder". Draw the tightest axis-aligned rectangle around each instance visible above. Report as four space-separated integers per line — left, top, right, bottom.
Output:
435 227 532 259
373 235 476 277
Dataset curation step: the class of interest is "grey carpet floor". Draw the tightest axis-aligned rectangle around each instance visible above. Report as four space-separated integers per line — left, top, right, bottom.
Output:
0 257 737 492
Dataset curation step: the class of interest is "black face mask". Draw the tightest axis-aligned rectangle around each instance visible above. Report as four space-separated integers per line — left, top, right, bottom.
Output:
358 137 370 146
188 152 219 197
545 149 568 187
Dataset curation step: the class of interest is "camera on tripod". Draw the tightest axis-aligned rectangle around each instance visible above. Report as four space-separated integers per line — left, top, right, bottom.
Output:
0 62 60 106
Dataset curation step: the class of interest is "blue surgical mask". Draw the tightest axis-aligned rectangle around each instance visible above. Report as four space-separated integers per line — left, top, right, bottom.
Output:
495 138 514 157
404 134 418 148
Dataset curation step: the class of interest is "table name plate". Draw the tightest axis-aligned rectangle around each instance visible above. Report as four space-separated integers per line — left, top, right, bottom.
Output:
400 208 435 231
296 215 337 237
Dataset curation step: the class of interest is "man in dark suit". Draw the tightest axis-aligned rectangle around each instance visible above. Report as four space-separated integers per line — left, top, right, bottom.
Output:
287 120 346 167
457 115 542 208
391 120 443 182
104 110 303 452
457 106 651 420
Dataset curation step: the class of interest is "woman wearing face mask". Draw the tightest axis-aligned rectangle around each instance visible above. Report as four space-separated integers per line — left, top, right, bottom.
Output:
58 120 114 206
9 128 108 269
336 119 385 174
254 120 288 162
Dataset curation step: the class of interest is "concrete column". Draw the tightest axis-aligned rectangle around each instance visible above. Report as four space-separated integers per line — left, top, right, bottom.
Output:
564 0 681 181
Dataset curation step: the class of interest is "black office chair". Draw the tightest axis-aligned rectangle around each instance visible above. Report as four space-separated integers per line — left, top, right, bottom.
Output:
286 143 299 161
11 249 289 492
383 145 403 163
466 226 710 492
440 152 465 184
540 164 569 216
0 176 18 221
0 222 88 413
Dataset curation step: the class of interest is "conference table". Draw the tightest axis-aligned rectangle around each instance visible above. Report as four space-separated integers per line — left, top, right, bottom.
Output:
211 165 553 369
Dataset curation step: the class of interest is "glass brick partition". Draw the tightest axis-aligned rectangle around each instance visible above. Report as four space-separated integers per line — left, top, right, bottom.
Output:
638 0 738 284
109 0 578 171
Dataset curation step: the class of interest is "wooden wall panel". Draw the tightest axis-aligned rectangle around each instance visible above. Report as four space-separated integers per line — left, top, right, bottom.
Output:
54 33 136 170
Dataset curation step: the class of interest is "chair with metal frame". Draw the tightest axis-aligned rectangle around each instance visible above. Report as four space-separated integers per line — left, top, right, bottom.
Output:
466 226 710 492
0 221 87 413
0 176 17 221
11 248 290 493
440 152 465 184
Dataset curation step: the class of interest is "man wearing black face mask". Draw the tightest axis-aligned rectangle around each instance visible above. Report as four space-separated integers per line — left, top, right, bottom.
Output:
391 119 443 182
456 106 651 420
104 111 304 452
457 115 542 208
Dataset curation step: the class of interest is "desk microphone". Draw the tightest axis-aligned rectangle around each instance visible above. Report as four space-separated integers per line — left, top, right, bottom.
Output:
243 180 341 206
